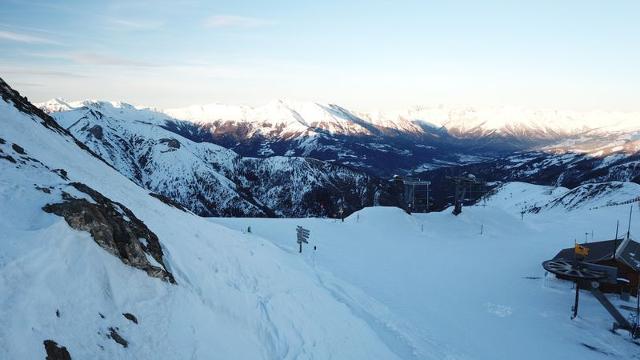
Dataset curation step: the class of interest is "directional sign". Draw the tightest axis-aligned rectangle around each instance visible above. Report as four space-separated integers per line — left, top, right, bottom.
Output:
297 226 310 244
296 226 310 252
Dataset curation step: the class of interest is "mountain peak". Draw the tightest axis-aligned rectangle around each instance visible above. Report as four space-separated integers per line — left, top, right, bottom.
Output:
37 98 73 113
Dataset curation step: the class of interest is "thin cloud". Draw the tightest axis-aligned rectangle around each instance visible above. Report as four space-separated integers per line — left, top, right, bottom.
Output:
12 82 43 87
28 51 158 67
70 52 157 67
3 69 87 78
0 30 59 44
107 18 165 31
204 15 275 29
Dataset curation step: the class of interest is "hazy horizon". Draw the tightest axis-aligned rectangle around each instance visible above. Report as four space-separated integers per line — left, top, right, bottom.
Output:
2 0 639 112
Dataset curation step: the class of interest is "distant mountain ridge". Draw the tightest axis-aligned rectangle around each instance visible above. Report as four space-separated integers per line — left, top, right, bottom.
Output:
39 99 399 217
40 98 640 177
37 97 640 214
40 98 640 140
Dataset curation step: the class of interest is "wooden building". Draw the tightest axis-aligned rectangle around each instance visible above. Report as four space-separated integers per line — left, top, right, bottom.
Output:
552 238 640 296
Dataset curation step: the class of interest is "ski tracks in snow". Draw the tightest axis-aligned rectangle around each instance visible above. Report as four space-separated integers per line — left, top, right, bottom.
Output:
312 269 472 360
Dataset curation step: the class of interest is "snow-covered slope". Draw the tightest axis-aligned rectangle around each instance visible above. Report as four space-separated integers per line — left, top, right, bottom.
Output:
1 78 404 359
40 99 396 217
211 182 640 360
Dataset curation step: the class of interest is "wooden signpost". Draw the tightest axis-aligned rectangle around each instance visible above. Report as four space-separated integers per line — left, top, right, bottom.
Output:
296 226 310 253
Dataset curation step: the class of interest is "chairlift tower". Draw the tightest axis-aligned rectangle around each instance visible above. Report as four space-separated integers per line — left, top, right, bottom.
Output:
402 178 431 213
448 175 484 216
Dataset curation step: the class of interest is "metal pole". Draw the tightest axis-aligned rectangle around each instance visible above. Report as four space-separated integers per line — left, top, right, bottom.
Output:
426 182 430 212
573 283 580 318
627 205 633 239
299 241 302 253
613 220 620 259
413 181 417 212
636 275 639 337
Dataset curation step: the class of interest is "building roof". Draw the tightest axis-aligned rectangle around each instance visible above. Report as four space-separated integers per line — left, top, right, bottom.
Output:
553 238 640 272
618 239 640 271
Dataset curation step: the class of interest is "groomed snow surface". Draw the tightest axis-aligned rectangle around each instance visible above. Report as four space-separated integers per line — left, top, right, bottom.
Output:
212 182 640 360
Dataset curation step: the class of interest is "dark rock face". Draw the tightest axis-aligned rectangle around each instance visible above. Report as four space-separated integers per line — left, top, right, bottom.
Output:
88 125 103 140
122 313 138 324
159 138 180 149
11 143 25 154
107 327 128 348
43 340 71 360
43 182 175 283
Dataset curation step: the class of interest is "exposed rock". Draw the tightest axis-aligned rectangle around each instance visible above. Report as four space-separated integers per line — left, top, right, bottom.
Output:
107 327 128 348
0 154 16 163
43 182 175 283
52 169 69 180
11 143 25 154
88 125 103 140
159 138 180 149
122 313 138 324
43 340 71 360
36 185 53 194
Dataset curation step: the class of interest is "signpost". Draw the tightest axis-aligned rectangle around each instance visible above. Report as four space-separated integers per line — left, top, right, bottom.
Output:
296 226 310 253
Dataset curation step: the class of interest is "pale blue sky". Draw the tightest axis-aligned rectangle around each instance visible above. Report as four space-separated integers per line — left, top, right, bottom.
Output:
1 0 639 111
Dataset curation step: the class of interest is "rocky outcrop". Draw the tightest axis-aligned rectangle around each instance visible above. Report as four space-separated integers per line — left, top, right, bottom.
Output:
123 313 138 324
159 138 180 149
43 182 175 283
43 340 72 360
107 327 128 348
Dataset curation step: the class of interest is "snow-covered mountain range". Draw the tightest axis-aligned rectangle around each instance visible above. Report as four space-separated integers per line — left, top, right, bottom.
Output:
163 101 640 139
37 98 399 217
40 98 640 179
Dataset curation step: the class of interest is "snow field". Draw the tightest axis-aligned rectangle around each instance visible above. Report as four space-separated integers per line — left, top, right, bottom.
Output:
211 182 640 359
